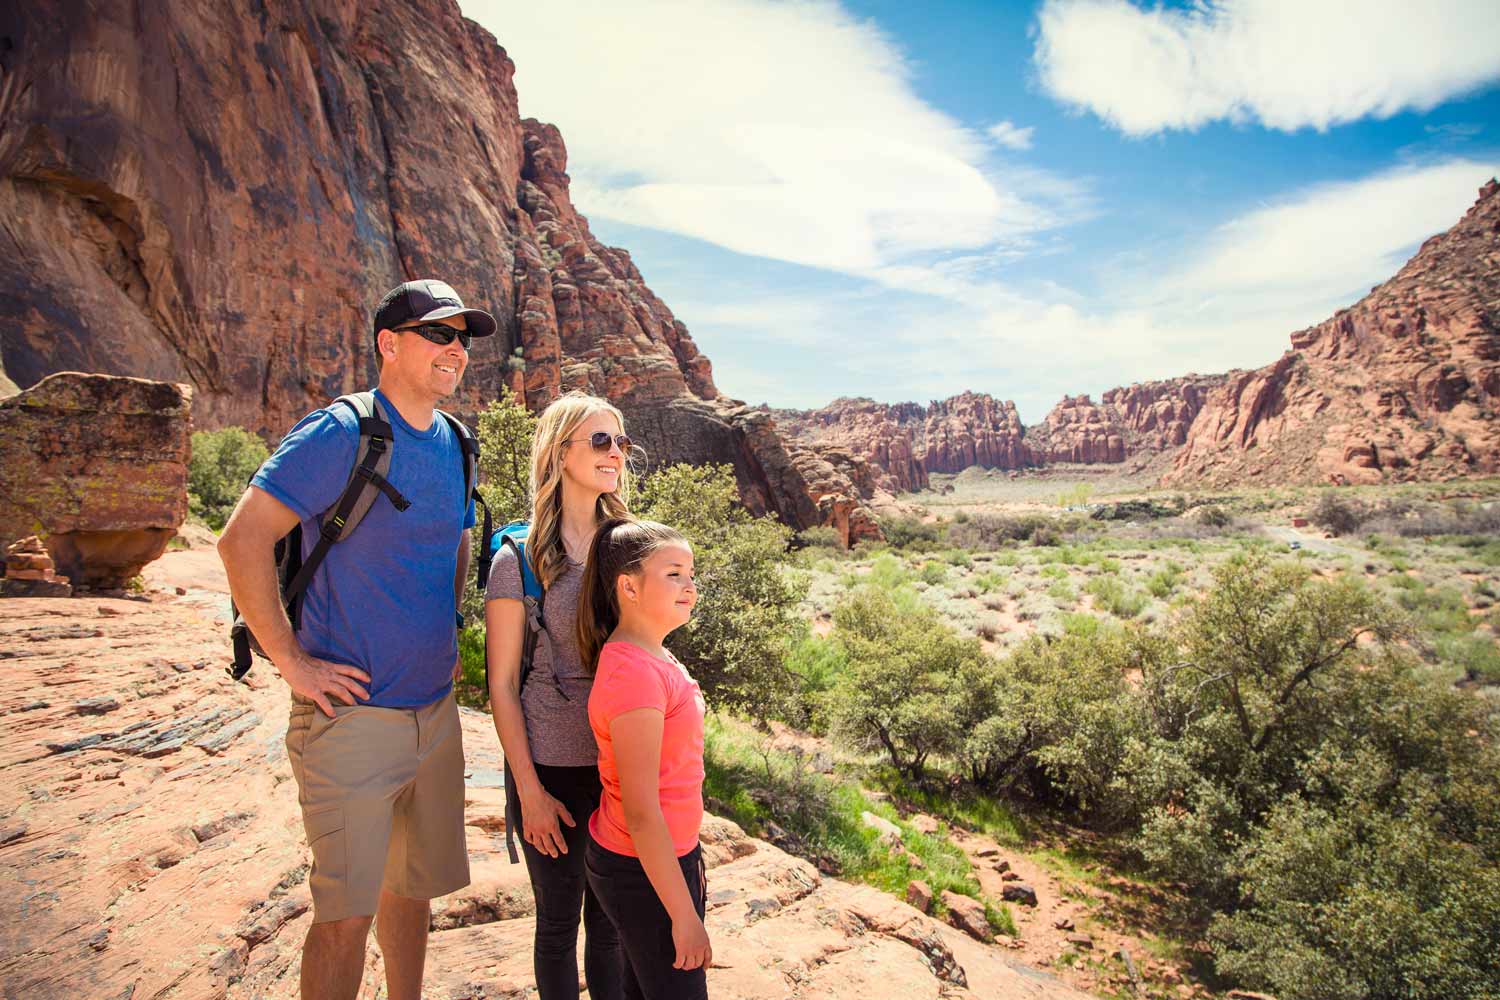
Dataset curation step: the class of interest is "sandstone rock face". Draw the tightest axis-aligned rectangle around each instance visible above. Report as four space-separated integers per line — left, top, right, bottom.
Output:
0 555 1091 1000
773 392 1034 495
0 0 848 535
0 372 190 588
1102 375 1227 452
1168 180 1500 487
1025 395 1125 465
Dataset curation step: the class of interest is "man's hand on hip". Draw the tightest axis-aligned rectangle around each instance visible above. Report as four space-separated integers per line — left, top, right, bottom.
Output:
280 652 371 717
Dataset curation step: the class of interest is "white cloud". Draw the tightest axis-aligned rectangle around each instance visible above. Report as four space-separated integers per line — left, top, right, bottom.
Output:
462 0 1083 272
688 159 1499 420
1142 158 1500 326
1035 0 1500 136
986 120 1034 150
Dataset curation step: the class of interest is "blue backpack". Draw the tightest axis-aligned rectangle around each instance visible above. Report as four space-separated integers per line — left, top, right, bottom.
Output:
477 519 549 864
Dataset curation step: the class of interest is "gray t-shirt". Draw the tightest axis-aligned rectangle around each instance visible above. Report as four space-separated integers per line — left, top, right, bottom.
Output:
485 544 599 766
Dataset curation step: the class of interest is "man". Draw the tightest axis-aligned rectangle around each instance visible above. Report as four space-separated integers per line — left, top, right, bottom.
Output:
218 279 495 999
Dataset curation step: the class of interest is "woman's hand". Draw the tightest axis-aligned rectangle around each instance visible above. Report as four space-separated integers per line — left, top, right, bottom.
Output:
521 787 575 857
671 914 712 970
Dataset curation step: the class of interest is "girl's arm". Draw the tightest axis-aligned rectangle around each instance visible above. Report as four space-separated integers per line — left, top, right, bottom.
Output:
611 707 711 971
486 597 574 856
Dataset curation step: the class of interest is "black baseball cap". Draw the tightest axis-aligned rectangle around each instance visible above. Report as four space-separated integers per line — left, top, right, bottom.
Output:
372 279 497 341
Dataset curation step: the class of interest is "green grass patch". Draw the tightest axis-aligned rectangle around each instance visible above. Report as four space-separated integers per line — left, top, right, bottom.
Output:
1085 574 1148 618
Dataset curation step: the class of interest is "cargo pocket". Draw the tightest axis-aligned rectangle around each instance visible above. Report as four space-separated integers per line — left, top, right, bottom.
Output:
303 805 347 886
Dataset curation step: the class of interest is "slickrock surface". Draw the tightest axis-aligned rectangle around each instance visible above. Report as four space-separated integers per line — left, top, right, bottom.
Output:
1168 180 1500 486
0 553 1088 1000
0 0 866 536
0 372 191 588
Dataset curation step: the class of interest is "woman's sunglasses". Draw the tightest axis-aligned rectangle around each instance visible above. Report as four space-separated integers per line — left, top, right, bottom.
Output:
397 322 473 351
564 431 633 453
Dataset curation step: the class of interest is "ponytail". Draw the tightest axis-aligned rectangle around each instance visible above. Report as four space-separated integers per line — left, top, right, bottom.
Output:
576 517 688 674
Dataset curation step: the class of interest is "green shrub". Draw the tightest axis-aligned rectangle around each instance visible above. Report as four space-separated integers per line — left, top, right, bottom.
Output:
920 561 951 586
454 626 488 707
825 586 986 779
1439 633 1500 684
881 515 944 551
188 427 270 529
796 525 845 549
785 633 849 732
637 463 808 718
1145 562 1184 598
1085 575 1147 618
949 513 1048 550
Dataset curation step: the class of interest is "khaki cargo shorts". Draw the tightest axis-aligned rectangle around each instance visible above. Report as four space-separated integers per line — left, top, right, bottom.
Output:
285 691 470 923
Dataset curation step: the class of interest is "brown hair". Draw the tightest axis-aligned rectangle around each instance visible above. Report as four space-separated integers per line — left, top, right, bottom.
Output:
575 517 689 674
528 392 635 589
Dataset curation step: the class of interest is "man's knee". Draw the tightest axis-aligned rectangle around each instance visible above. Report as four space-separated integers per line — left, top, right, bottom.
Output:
308 913 374 951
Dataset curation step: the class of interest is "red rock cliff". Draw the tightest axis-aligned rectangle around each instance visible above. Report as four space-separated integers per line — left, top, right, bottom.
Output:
0 0 859 534
1167 180 1500 486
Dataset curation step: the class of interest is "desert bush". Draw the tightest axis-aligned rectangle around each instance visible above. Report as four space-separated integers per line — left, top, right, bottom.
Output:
825 586 985 780
188 427 270 530
948 512 1049 549
920 561 952 586
796 525 845 550
880 515 944 551
636 463 808 717
1308 490 1368 535
1085 575 1147 618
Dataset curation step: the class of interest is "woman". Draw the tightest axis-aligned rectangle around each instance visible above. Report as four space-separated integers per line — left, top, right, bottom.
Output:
577 518 709 1000
486 391 633 999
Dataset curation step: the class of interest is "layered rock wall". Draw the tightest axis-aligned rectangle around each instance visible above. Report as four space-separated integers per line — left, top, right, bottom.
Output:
1168 180 1500 486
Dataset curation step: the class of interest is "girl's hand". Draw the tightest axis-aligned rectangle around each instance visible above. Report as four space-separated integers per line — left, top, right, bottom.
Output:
521 788 575 858
672 915 712 970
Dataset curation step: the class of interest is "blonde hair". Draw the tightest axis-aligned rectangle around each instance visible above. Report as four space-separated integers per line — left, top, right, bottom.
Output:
529 392 633 589
576 518 689 674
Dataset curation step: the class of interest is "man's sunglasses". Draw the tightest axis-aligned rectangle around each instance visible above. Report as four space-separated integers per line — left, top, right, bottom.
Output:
397 322 472 350
564 431 633 454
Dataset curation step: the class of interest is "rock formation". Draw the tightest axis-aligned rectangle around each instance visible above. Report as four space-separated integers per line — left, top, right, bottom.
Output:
772 391 1034 495
1024 395 1124 465
0 0 870 537
0 372 191 588
0 556 1092 1000
1168 180 1500 486
2 537 72 598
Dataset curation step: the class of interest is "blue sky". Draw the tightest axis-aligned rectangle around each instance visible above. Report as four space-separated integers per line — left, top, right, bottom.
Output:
463 0 1500 422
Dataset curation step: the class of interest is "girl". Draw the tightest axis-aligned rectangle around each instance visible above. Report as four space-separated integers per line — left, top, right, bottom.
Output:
577 518 709 1000
486 392 633 999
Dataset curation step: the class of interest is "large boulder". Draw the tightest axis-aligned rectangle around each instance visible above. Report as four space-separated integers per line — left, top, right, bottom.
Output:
0 372 191 588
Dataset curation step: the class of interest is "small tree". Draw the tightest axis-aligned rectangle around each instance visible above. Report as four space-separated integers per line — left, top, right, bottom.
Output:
188 427 270 529
461 388 537 633
476 385 536 528
636 463 808 717
824 586 981 780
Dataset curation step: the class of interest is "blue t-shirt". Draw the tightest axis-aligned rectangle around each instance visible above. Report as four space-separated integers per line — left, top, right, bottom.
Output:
251 389 476 708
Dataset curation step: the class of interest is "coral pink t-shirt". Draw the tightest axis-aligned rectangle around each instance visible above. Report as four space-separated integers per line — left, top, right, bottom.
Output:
587 641 706 858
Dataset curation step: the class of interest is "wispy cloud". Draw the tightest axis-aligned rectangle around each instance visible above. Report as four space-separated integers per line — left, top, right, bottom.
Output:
986 120 1034 150
464 0 1086 273
692 159 1499 419
1034 0 1500 136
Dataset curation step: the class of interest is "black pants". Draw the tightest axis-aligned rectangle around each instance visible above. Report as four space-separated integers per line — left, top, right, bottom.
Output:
517 763 624 1000
585 836 708 1000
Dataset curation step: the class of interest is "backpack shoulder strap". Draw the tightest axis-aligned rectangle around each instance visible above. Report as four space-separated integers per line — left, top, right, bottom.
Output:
282 392 409 622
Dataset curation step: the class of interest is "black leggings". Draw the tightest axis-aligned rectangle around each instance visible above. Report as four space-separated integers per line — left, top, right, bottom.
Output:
516 763 624 1000
585 837 708 1000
